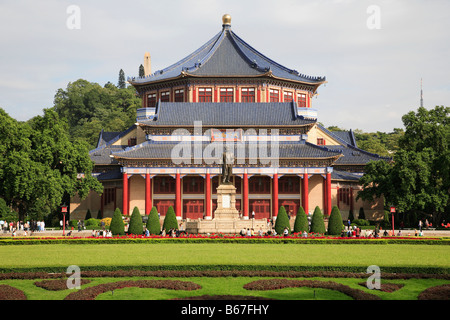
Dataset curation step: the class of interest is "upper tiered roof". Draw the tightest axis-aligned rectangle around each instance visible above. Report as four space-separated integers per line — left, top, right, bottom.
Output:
128 14 326 92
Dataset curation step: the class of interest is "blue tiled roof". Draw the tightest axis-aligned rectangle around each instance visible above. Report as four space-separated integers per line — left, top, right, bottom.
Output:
110 140 342 161
128 25 325 87
138 102 316 127
331 170 363 181
327 145 390 165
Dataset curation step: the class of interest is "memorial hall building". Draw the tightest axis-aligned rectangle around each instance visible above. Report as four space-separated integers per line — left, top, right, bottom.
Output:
70 15 386 223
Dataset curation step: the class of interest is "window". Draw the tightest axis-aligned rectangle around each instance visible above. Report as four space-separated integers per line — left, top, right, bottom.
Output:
317 138 325 146
153 176 176 194
249 176 271 194
160 91 170 102
338 188 351 206
128 137 137 146
174 89 184 102
147 93 157 108
269 89 279 102
198 88 212 102
183 176 204 194
278 176 300 193
283 91 293 102
220 88 234 102
297 93 307 108
241 87 255 102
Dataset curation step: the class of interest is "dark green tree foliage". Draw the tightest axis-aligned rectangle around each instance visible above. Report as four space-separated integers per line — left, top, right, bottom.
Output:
0 108 102 220
146 206 161 235
139 64 145 77
128 206 143 235
162 206 178 233
310 206 326 234
97 209 102 219
359 207 366 220
118 69 126 89
293 206 309 233
53 79 141 149
110 208 125 235
327 206 344 235
274 206 290 235
358 106 449 226
85 209 92 220
348 209 354 222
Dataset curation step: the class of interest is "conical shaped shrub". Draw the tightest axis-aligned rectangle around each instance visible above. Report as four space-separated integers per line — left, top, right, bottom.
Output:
85 209 92 220
162 206 178 233
328 206 344 235
274 206 290 235
128 206 144 235
146 206 161 235
359 207 366 220
310 206 326 234
293 206 309 233
110 208 125 236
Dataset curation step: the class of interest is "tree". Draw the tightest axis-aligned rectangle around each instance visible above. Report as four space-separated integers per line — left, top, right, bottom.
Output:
118 69 126 89
85 209 92 220
128 206 143 235
0 108 103 221
348 209 354 223
146 206 161 235
293 206 309 233
358 207 366 220
274 206 290 235
162 206 178 233
328 206 344 235
357 106 449 226
139 64 145 78
310 206 326 234
110 208 125 235
53 79 141 149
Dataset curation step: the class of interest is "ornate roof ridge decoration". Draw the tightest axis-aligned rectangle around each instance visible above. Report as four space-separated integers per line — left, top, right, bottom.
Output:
128 15 326 90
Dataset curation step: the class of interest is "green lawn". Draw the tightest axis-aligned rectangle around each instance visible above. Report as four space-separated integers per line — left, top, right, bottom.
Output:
1 243 449 269
2 276 449 300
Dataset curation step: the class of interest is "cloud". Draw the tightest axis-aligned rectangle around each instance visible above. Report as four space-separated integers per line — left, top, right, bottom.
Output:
0 0 448 132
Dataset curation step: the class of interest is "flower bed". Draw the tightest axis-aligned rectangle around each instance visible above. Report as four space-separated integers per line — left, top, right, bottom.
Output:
64 280 201 300
243 279 381 300
34 279 92 291
418 284 450 300
0 284 27 300
0 233 447 246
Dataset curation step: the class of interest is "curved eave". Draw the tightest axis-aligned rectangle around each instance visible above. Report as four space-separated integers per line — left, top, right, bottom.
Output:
130 72 326 94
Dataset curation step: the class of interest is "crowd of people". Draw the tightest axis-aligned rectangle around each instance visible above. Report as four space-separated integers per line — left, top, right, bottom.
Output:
0 220 46 236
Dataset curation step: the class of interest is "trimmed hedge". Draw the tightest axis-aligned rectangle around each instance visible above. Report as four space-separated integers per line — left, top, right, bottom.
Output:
110 208 125 236
162 206 178 233
328 206 344 236
0 264 448 276
128 207 143 235
293 206 309 234
310 206 326 234
146 206 161 235
274 206 290 235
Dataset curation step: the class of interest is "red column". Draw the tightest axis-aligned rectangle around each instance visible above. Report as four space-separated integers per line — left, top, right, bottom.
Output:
336 186 340 209
122 172 128 216
175 172 182 219
326 172 332 216
302 173 309 214
257 87 261 103
272 173 278 218
243 172 249 219
205 173 211 219
235 87 240 103
145 173 152 215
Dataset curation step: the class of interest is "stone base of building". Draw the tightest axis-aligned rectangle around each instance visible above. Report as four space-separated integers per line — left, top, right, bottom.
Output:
185 218 268 235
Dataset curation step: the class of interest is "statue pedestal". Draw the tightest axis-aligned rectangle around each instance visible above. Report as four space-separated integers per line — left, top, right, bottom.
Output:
214 183 239 220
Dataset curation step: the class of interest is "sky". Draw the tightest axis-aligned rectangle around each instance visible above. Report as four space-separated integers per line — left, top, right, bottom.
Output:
0 0 449 133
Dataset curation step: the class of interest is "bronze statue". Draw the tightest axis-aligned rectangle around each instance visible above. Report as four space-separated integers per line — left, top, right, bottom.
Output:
222 147 234 184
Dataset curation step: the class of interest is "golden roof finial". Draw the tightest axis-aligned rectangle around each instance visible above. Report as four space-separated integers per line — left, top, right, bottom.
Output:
222 14 231 26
